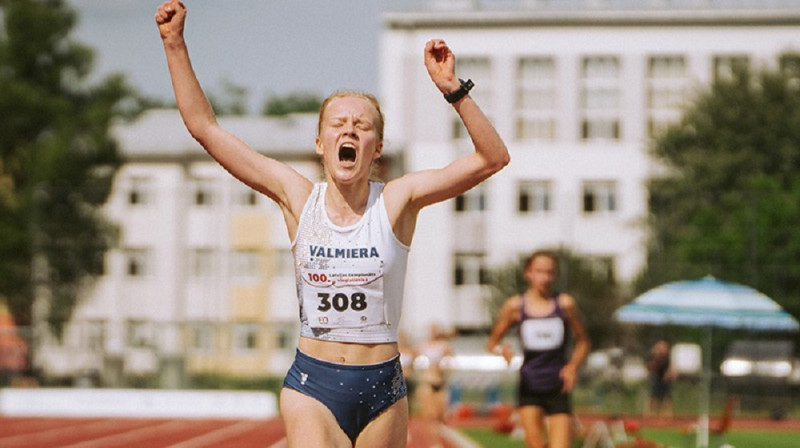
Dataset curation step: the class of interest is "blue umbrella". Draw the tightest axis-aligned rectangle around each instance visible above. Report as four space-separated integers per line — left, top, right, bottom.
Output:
615 275 799 331
614 276 799 448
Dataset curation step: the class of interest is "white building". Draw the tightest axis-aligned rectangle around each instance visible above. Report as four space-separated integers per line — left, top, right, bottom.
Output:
34 0 800 384
381 0 800 335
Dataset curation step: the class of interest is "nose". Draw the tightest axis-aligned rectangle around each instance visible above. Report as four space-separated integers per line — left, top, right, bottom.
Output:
342 120 357 137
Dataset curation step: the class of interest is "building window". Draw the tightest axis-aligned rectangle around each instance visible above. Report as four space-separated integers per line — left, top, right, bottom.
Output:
275 322 296 350
191 178 215 206
454 185 486 213
453 253 489 286
190 323 216 354
272 248 294 277
518 180 552 214
516 57 556 141
234 186 259 207
580 56 621 141
189 248 216 278
586 256 615 282
126 320 153 348
713 55 749 82
127 176 151 206
452 57 491 140
647 55 688 138
582 181 617 214
581 120 619 140
232 323 259 353
81 320 106 351
124 248 150 277
232 249 262 281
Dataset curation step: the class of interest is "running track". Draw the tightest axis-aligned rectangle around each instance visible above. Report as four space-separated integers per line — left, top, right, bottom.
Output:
0 416 478 448
4 414 800 447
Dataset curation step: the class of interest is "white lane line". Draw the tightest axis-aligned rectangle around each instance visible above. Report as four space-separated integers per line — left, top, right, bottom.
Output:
266 438 288 448
162 420 264 448
441 425 482 448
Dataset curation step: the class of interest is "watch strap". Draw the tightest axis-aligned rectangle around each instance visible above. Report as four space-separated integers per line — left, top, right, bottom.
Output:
444 78 474 104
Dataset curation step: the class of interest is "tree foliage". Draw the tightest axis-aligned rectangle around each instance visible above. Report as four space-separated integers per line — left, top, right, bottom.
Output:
261 91 322 116
486 248 625 349
207 78 249 116
0 0 144 335
640 56 800 321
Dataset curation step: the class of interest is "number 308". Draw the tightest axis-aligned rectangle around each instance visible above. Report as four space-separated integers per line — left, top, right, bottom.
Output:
317 292 367 312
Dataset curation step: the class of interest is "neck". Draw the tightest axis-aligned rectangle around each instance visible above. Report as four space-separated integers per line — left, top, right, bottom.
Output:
325 180 371 226
526 288 551 300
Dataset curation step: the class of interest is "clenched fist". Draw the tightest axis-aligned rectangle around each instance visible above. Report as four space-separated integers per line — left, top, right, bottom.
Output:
155 0 186 41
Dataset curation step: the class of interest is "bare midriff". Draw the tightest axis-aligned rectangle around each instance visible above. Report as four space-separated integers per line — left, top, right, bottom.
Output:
298 336 399 365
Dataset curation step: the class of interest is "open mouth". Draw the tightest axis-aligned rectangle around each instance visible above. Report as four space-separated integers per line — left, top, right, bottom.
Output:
338 143 357 162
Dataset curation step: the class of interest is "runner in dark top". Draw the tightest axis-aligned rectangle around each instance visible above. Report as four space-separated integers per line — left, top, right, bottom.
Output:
487 250 590 448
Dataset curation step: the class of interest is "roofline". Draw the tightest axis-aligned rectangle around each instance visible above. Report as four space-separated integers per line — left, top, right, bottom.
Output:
384 9 800 29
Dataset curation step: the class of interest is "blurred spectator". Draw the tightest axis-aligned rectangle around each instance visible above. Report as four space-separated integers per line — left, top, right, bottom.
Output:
0 304 29 387
646 339 675 418
398 330 417 403
415 323 454 448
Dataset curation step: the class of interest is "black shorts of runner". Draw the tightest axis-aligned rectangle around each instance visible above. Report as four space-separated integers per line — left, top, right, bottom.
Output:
518 387 572 415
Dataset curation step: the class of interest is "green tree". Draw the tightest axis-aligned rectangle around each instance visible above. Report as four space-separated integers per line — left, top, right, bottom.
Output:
486 248 624 349
0 0 143 336
208 78 249 116
640 55 800 321
261 91 322 116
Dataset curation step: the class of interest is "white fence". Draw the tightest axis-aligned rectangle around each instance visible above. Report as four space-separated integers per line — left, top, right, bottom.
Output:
0 388 277 419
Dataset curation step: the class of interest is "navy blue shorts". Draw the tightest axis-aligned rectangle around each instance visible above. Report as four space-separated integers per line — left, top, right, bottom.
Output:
283 349 407 443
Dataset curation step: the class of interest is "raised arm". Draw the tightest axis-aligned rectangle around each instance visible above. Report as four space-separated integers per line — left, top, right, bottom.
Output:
395 40 509 204
155 1 311 237
383 40 510 243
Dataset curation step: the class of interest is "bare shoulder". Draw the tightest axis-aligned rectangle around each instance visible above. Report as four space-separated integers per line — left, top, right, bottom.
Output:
558 293 588 343
501 294 523 318
284 175 314 212
557 293 578 312
380 175 426 245
382 173 418 210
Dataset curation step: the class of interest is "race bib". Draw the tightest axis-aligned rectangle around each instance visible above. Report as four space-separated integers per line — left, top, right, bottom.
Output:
520 317 565 351
301 259 386 329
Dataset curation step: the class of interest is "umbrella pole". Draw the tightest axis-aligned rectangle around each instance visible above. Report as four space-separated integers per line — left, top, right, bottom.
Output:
697 326 712 448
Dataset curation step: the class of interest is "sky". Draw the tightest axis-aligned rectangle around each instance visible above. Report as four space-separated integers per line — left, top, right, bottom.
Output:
69 0 398 111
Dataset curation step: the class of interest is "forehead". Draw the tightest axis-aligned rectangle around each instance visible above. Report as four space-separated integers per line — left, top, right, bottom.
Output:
530 255 556 269
323 96 379 121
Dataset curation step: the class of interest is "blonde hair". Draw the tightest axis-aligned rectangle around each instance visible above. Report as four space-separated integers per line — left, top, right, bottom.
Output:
317 90 385 141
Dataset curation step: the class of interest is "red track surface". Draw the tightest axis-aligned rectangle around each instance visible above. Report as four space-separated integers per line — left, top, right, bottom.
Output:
4 413 799 447
0 416 466 448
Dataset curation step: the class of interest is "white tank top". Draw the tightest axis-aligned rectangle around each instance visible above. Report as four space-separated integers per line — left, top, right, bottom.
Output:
292 182 410 343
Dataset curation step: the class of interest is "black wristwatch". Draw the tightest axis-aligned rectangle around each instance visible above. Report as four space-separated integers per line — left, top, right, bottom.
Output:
444 78 474 104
